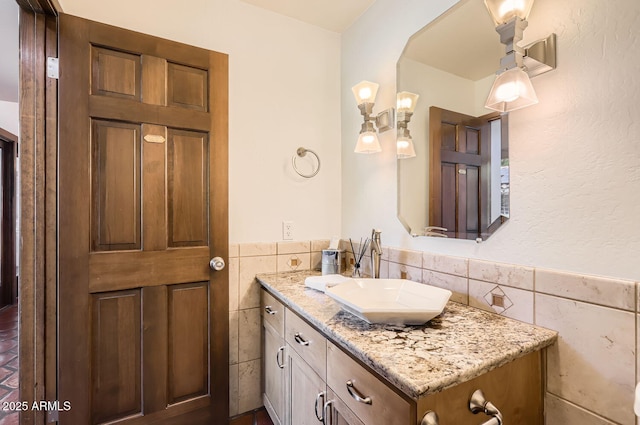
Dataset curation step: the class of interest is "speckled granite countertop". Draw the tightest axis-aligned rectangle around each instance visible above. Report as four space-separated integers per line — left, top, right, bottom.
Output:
257 270 557 400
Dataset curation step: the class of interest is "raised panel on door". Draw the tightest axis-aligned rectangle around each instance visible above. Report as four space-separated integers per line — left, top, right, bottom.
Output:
91 46 141 100
167 62 208 111
91 120 141 252
91 290 142 424
326 390 365 425
168 282 210 404
288 348 326 425
167 129 208 248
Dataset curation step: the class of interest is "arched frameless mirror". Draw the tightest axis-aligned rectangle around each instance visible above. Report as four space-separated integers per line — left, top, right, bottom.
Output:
397 0 510 241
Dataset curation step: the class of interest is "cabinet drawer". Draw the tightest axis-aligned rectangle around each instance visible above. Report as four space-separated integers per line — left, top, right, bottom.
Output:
285 309 326 379
327 341 410 425
261 289 285 335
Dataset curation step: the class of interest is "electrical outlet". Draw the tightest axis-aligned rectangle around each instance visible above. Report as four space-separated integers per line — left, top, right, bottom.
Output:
282 221 294 240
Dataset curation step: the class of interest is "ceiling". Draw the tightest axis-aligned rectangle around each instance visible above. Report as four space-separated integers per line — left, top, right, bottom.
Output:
238 0 375 33
0 0 19 103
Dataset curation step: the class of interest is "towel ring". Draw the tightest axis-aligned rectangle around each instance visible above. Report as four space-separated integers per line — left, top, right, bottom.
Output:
292 147 320 178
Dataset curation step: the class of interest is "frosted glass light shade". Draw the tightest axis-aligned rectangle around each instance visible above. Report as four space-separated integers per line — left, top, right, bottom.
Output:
397 91 419 113
397 136 416 159
484 0 535 25
354 131 381 154
485 67 538 112
352 81 379 105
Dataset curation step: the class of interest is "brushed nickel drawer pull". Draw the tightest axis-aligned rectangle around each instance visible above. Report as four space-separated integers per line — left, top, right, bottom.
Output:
346 380 372 405
276 346 285 369
264 305 278 315
323 400 333 425
315 391 326 421
294 332 310 346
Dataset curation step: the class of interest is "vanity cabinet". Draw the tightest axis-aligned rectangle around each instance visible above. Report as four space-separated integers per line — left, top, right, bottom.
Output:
326 341 411 425
261 287 544 425
262 291 286 425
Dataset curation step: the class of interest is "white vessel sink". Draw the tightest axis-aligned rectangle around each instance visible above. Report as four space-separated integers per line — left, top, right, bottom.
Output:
325 278 451 325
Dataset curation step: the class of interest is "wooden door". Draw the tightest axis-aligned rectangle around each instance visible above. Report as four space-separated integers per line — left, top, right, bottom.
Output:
429 107 497 240
58 14 228 424
0 129 17 308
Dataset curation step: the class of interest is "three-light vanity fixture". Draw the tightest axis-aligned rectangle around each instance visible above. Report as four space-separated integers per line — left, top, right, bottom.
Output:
484 0 557 112
352 81 419 159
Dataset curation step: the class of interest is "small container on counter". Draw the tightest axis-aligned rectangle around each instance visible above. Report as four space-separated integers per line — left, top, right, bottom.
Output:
321 249 345 275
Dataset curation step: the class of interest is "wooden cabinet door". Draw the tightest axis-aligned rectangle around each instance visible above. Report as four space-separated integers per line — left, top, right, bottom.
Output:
264 322 286 425
325 390 365 425
58 14 228 424
288 348 327 425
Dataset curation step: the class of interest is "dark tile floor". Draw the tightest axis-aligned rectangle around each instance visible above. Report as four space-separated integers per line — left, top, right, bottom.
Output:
230 407 274 425
0 305 19 425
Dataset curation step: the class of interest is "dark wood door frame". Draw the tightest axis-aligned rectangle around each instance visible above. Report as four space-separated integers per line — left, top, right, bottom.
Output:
17 1 59 424
0 128 17 308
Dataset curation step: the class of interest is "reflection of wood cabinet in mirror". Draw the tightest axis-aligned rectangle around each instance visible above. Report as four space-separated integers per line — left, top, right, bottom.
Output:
396 0 511 240
429 107 509 240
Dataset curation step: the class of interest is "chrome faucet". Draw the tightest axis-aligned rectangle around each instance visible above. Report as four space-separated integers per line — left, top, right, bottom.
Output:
370 229 382 278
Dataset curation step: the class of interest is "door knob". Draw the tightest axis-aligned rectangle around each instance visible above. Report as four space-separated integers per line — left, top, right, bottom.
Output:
210 257 225 271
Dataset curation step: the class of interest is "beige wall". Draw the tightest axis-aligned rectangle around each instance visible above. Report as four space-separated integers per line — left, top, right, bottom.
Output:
57 0 343 244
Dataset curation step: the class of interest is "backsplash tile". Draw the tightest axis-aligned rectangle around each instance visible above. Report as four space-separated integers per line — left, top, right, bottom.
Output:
423 270 468 304
229 256 240 312
469 280 534 324
388 261 421 282
469 259 534 290
545 393 616 425
229 364 239 417
387 247 423 269
423 253 468 277
536 293 635 425
536 268 636 311
239 242 277 257
238 255 277 310
229 311 239 365
311 239 330 251
277 240 311 255
276 252 311 273
238 359 262 413
238 308 261 362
